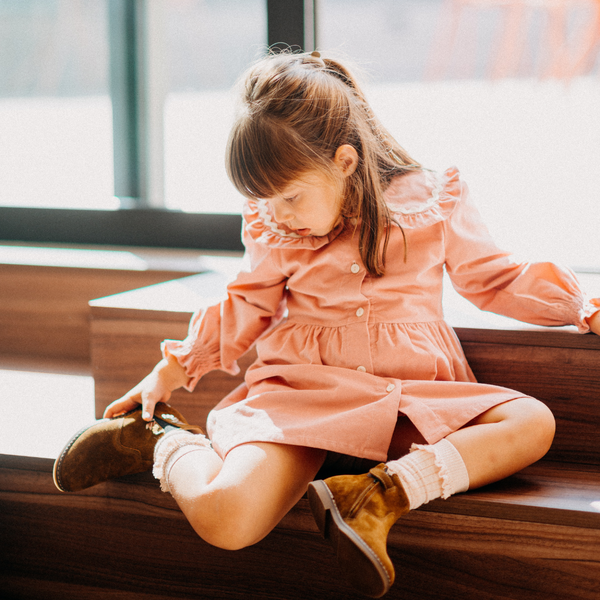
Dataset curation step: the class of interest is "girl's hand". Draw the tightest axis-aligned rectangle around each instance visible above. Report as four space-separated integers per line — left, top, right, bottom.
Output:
587 298 600 336
103 354 189 420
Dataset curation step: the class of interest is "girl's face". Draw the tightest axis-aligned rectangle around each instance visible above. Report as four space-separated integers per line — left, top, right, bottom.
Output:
264 171 344 237
262 145 359 238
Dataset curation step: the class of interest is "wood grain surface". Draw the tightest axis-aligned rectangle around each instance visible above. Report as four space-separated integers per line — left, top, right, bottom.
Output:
2 455 599 600
0 264 196 361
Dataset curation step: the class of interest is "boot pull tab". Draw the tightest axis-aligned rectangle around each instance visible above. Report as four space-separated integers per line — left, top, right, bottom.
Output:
368 464 395 490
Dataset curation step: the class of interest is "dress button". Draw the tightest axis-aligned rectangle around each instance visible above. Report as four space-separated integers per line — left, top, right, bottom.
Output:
351 262 360 274
357 366 367 372
386 384 396 393
356 307 364 317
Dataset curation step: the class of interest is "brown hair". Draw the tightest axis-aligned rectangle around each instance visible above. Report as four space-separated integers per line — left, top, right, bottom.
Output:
226 50 421 276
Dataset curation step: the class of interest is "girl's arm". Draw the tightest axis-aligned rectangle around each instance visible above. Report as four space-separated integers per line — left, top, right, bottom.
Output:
443 175 598 333
161 250 287 393
159 207 290 394
104 264 286 420
105 224 288 420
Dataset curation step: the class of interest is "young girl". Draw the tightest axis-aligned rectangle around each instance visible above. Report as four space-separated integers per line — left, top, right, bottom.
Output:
54 51 600 598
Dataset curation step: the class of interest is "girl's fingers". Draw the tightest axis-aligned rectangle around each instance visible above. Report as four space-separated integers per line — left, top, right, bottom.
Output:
586 307 600 336
140 388 172 421
103 360 180 421
103 395 141 418
141 399 156 421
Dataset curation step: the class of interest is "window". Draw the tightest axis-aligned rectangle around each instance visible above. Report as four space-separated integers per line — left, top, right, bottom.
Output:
0 0 292 251
164 0 267 214
0 0 114 210
319 0 600 271
3 0 597 269
0 0 311 251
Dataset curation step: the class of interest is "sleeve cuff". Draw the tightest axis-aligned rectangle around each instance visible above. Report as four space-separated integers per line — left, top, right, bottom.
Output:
161 339 241 392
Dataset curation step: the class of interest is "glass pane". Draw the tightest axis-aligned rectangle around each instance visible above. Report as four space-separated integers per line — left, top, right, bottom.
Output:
0 0 115 210
164 0 267 214
319 0 600 271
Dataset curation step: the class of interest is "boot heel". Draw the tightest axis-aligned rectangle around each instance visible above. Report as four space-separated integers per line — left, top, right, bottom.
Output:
307 480 335 536
308 477 394 598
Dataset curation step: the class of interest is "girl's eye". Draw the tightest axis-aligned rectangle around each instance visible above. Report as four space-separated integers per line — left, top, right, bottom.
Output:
283 195 297 204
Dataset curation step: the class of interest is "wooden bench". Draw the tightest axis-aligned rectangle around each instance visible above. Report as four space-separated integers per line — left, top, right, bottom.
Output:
1 267 599 599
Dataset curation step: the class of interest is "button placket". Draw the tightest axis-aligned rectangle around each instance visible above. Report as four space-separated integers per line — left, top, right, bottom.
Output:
346 258 371 374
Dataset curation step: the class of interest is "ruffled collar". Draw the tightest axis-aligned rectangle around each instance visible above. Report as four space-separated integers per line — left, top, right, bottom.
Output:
384 166 461 230
243 198 343 250
243 166 462 249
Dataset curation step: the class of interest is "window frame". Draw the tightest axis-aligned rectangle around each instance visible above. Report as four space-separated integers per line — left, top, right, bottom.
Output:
0 0 315 252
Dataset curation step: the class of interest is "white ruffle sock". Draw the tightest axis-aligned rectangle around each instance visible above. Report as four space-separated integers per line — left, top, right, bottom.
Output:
153 430 213 493
384 438 470 510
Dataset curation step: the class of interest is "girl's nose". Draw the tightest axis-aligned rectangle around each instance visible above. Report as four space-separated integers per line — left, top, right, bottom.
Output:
270 199 293 224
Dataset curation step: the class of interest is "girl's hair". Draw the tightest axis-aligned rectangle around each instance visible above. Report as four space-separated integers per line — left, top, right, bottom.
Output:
226 50 421 276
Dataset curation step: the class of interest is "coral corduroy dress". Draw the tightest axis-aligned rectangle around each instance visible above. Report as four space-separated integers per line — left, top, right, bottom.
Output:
163 167 594 461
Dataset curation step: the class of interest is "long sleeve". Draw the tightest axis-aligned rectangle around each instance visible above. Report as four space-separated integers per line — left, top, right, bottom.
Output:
162 224 288 391
443 174 596 332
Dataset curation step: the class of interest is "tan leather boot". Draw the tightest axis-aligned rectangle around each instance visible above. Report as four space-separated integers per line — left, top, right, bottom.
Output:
53 402 204 492
308 464 410 598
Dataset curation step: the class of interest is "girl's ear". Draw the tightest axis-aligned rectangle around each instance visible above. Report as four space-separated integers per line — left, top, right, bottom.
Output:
333 144 359 178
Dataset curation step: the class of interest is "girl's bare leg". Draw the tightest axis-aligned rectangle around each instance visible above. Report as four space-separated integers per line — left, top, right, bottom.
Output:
387 397 555 489
445 396 555 488
305 397 555 598
164 398 552 551
165 441 327 550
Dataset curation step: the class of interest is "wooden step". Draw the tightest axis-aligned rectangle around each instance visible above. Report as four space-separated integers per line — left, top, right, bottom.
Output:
1 453 599 600
0 243 232 361
90 269 600 466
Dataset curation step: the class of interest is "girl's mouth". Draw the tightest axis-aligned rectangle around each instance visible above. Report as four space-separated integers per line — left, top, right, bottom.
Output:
296 228 311 237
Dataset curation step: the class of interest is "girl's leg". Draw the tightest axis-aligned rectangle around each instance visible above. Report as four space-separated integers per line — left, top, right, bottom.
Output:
384 396 555 510
445 396 556 489
161 440 327 550
308 397 555 597
386 396 555 488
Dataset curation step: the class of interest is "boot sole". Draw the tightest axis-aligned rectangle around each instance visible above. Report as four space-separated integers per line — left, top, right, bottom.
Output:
307 480 392 598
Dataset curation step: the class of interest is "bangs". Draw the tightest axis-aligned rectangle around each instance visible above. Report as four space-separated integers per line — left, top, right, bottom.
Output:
226 114 327 200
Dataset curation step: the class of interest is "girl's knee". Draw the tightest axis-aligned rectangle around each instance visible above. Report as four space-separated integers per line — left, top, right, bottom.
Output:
184 490 274 551
179 443 323 550
193 520 262 551
520 397 555 428
511 397 556 454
